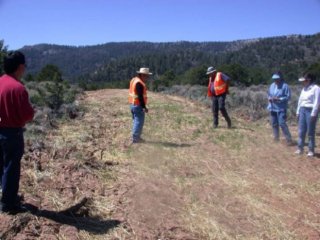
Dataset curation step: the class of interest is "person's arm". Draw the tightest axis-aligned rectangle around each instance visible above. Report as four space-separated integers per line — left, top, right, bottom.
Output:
207 77 213 97
267 83 274 102
311 86 320 118
226 80 230 94
17 86 35 124
222 73 230 94
278 84 291 102
221 73 230 82
296 90 303 120
136 82 146 109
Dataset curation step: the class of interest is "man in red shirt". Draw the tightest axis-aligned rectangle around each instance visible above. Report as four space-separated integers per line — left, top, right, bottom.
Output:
0 51 34 214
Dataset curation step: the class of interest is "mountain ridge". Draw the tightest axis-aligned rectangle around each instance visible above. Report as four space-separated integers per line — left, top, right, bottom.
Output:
18 33 320 85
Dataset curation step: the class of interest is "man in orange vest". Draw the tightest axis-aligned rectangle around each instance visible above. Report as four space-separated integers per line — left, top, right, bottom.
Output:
128 67 152 143
206 66 232 128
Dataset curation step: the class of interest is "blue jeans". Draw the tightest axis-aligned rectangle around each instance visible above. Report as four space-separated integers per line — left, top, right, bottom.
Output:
270 111 292 142
0 128 24 207
130 105 145 142
298 107 317 152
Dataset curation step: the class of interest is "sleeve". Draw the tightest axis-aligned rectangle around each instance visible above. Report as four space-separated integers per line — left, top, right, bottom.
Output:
17 87 35 123
207 80 213 97
279 84 291 102
267 84 272 99
311 86 320 117
136 82 146 109
221 73 230 82
296 90 303 115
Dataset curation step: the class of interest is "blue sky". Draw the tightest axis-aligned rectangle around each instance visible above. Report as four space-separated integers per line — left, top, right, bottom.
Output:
1 0 320 50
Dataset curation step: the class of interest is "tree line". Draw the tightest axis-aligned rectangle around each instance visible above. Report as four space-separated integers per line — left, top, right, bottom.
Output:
1 33 320 92
84 34 320 90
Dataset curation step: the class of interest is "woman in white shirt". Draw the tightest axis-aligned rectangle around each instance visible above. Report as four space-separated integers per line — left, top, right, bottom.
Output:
296 73 320 157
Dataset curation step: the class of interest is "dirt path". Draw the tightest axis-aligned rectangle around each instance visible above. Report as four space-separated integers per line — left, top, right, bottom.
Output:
1 89 320 239
83 89 320 239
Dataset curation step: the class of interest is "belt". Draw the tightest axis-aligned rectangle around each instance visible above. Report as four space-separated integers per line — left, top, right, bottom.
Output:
301 106 313 110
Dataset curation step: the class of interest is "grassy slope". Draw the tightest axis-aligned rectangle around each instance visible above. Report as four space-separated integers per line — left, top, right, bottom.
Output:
43 89 320 239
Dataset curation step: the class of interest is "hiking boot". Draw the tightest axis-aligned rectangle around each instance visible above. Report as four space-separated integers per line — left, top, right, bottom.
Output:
0 202 29 215
294 149 303 155
15 195 24 203
307 151 315 157
286 140 295 146
132 138 145 144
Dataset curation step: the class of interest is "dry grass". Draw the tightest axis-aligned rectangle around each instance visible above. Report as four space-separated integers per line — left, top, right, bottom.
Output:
9 89 319 239
119 91 320 239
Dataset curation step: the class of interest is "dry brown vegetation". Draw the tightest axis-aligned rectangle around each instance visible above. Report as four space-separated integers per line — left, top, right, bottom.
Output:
1 89 320 240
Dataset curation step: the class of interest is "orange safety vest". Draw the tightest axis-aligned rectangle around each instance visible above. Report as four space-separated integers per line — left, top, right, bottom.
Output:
211 72 227 96
128 77 148 105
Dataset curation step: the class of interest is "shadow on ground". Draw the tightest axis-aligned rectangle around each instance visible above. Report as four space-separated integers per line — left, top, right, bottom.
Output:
25 198 121 235
146 141 192 148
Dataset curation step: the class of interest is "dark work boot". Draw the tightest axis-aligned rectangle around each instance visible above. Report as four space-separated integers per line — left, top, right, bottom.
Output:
227 120 232 128
213 118 218 128
213 115 219 129
221 109 231 128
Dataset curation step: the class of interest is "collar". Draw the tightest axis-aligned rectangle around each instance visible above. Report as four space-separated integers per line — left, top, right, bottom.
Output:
304 83 314 91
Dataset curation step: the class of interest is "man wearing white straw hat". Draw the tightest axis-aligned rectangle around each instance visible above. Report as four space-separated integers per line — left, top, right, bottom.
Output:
128 68 152 143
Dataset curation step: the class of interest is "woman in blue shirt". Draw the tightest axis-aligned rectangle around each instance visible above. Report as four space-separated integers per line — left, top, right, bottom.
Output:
267 72 293 144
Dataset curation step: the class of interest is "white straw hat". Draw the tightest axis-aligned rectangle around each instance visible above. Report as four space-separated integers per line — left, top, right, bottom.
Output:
137 68 152 75
206 66 216 75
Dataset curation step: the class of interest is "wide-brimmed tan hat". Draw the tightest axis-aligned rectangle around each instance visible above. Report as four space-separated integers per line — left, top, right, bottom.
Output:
137 68 152 75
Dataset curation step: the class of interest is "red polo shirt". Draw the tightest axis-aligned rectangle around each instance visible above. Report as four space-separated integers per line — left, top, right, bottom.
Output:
0 74 34 128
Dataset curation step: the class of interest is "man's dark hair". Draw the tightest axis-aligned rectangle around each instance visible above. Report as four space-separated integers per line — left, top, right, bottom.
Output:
3 51 25 74
304 72 316 83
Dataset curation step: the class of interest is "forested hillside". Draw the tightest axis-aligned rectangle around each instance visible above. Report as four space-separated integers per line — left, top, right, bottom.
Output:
88 34 320 88
2 33 320 89
20 41 238 79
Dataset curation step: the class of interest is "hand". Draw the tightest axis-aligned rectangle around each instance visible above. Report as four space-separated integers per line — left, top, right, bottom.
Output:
144 108 149 113
296 114 300 122
311 116 317 122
